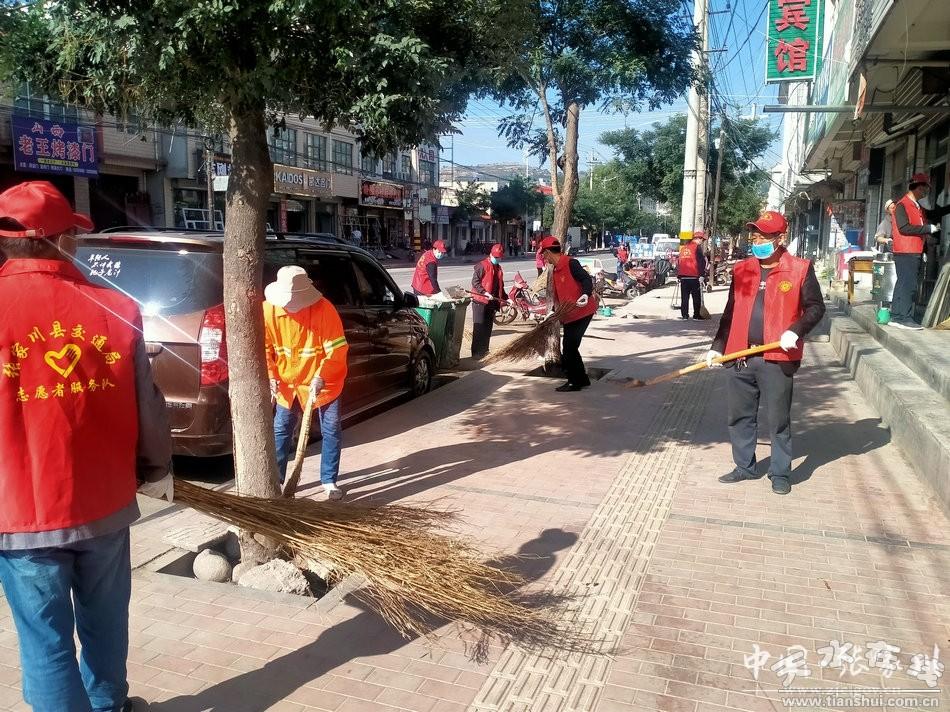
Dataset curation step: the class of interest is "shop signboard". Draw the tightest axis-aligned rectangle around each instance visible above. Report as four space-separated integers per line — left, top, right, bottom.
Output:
360 180 407 209
765 0 824 83
12 116 98 177
807 0 855 148
273 164 332 197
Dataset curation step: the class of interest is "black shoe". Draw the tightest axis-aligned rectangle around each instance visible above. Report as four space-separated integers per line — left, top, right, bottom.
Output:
555 383 583 392
718 469 759 483
576 377 592 389
770 476 791 495
123 698 149 712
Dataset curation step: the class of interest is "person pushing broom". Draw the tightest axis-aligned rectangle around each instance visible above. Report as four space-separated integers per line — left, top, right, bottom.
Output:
705 211 825 495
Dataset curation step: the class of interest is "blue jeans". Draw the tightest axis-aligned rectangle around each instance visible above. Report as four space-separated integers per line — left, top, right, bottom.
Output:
274 396 342 486
0 528 131 712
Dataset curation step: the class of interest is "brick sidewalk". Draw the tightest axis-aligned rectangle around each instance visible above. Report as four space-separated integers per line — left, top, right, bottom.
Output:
1 286 948 712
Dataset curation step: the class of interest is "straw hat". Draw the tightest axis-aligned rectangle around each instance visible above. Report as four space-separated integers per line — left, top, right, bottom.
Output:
264 266 322 313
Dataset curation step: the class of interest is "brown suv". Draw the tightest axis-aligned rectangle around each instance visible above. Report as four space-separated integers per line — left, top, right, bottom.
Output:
74 230 435 457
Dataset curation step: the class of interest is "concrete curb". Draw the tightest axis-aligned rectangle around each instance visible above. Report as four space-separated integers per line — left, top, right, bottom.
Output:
829 309 950 516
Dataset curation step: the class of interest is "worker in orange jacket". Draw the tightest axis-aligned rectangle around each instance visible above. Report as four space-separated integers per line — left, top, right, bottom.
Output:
264 266 349 499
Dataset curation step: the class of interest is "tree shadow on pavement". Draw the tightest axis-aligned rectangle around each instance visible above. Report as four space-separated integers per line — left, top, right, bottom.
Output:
151 528 578 712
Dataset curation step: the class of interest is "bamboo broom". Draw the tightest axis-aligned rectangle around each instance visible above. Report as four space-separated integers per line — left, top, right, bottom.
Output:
625 341 782 388
481 302 575 365
173 480 583 649
282 383 318 498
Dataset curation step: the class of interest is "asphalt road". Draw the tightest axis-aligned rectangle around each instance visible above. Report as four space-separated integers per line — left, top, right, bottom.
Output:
387 257 540 293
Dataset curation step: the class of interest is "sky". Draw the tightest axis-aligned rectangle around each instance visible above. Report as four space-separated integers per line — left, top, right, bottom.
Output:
441 0 785 179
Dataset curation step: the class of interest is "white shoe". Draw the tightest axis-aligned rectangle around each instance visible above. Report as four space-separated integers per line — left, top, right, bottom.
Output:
324 483 344 501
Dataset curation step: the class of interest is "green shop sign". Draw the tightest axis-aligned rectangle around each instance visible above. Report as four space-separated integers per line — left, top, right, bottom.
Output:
766 0 824 83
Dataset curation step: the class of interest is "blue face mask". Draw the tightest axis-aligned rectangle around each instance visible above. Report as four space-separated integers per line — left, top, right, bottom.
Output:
434 251 444 260
751 241 776 260
490 256 499 265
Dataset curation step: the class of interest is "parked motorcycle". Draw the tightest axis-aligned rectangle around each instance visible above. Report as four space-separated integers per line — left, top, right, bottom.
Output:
594 269 640 299
494 271 548 325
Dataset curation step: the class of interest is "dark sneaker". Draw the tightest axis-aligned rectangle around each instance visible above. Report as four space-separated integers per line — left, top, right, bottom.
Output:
718 469 759 483
123 698 149 712
555 383 583 392
771 477 791 495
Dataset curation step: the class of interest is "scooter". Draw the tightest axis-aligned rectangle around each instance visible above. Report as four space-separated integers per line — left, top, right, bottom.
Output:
594 269 640 299
494 272 548 325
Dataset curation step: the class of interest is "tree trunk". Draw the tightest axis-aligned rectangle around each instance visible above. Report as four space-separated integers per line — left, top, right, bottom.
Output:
223 105 281 527
552 101 581 242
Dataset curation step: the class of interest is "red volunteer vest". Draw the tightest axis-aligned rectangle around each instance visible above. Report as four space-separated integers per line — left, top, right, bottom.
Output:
0 260 141 533
472 259 504 304
553 257 598 323
411 249 439 295
617 248 628 263
677 241 701 277
891 194 926 254
724 250 810 363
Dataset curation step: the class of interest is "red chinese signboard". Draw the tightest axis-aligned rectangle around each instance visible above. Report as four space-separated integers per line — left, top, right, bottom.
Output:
766 0 823 83
359 180 407 210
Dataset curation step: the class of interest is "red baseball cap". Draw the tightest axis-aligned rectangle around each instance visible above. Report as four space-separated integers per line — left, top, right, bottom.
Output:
0 181 94 239
693 230 706 240
746 210 788 235
539 236 560 250
909 173 931 187
490 243 504 258
432 240 448 252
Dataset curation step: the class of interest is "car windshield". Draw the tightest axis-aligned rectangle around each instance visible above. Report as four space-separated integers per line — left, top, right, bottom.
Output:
74 244 223 316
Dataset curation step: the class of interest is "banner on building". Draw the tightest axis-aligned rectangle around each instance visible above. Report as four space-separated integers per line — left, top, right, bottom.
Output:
360 180 407 209
765 0 824 83
273 164 332 197
12 116 98 177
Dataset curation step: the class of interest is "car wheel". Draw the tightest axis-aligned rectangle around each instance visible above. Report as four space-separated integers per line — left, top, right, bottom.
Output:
494 303 518 325
410 350 433 398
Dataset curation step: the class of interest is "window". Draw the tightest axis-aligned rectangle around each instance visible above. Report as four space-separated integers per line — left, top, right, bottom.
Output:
400 154 412 179
382 153 396 176
294 253 360 308
269 128 297 166
332 140 353 175
353 259 398 307
14 82 79 124
419 160 437 185
304 133 328 171
361 153 378 175
116 110 143 134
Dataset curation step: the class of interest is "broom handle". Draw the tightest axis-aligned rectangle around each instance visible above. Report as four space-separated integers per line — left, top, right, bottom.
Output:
281 384 318 498
671 341 782 378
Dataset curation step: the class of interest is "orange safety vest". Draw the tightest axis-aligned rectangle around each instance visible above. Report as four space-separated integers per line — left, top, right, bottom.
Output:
0 259 140 533
724 250 810 363
552 257 599 323
411 249 439 295
264 298 349 409
891 194 927 254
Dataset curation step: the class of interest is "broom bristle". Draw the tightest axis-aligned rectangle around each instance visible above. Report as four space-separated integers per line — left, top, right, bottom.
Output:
174 480 589 650
482 302 574 365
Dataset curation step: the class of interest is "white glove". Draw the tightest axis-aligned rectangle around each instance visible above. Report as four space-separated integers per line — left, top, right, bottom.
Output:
576 294 590 307
138 473 174 502
269 378 278 406
705 350 723 368
930 224 940 233
780 330 800 352
310 376 325 394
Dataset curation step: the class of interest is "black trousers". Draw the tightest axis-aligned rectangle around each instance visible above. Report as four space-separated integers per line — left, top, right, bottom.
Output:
561 315 593 386
471 302 497 358
890 253 921 321
728 357 794 480
680 277 702 318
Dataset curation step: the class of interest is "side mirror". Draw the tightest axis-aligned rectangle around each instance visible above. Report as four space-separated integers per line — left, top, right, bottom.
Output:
403 292 419 308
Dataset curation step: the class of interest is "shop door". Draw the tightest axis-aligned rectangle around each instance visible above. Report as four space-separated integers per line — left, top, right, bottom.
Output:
89 174 140 230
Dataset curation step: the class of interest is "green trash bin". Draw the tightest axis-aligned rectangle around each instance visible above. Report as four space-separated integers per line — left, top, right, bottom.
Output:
414 301 453 367
441 298 471 369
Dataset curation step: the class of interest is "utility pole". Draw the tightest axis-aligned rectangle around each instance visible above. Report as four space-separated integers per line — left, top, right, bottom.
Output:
203 136 216 230
708 121 727 287
589 151 600 191
679 0 710 239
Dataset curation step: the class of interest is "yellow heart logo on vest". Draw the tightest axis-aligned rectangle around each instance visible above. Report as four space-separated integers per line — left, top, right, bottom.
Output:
44 344 83 378
779 280 793 293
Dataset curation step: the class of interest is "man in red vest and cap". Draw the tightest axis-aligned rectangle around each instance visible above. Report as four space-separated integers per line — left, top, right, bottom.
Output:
0 181 172 712
470 243 507 359
889 173 948 329
677 230 708 320
539 236 597 392
705 211 825 495
411 239 448 296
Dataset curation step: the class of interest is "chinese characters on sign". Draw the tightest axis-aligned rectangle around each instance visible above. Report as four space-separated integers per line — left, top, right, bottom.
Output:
273 164 333 198
3 321 122 405
360 180 408 209
766 0 823 83
12 116 98 177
